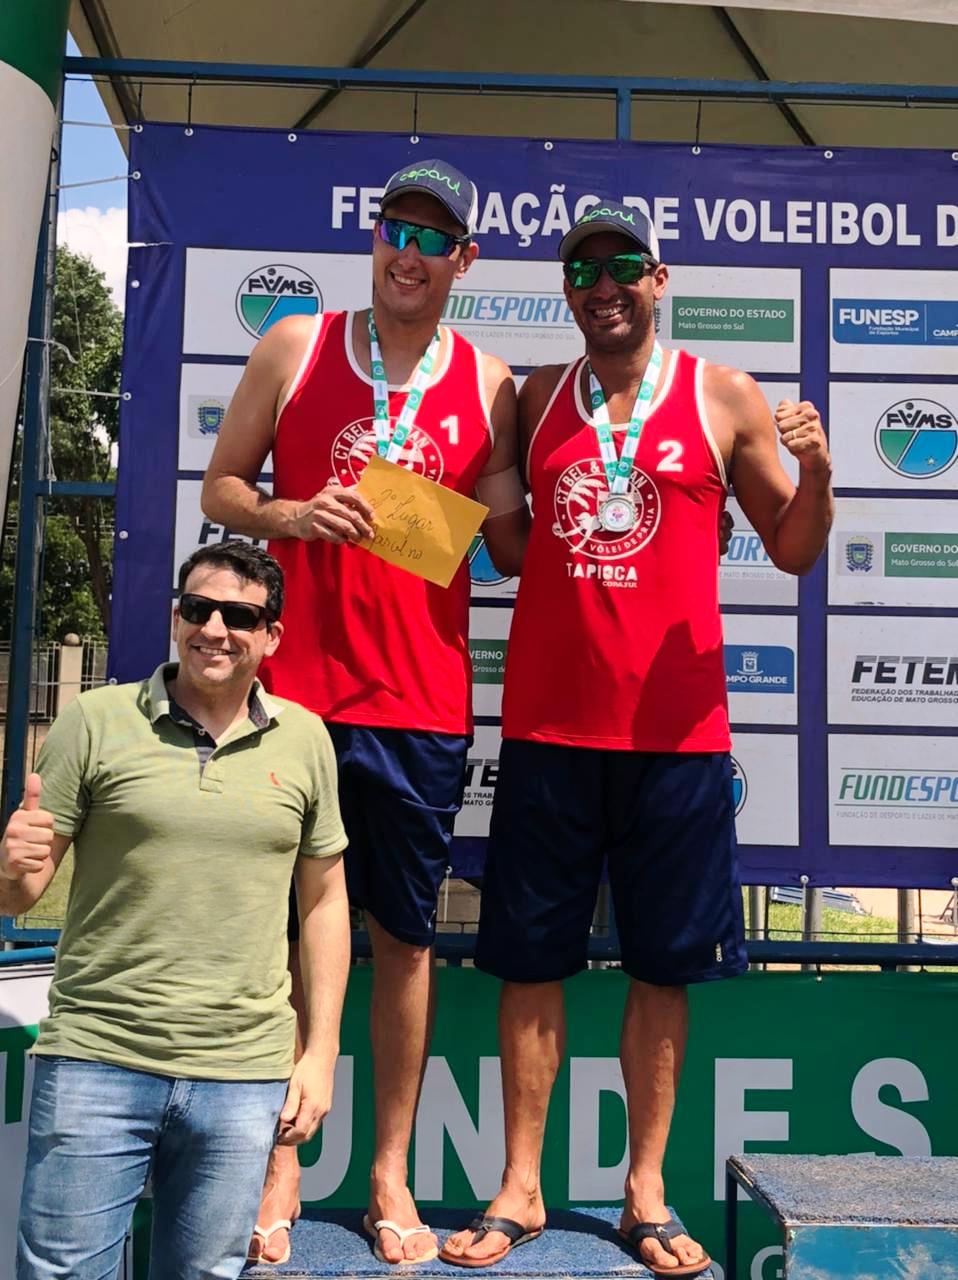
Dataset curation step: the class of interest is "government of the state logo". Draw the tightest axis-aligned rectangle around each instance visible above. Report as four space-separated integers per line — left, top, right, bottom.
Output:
235 264 322 339
845 537 874 572
330 417 443 486
196 398 225 436
553 458 660 562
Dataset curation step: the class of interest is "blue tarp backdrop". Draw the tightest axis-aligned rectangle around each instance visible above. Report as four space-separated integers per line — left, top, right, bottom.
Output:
113 123 958 887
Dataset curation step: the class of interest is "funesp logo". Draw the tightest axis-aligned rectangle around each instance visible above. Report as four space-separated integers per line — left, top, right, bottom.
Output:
875 399 958 480
833 298 958 346
236 264 322 339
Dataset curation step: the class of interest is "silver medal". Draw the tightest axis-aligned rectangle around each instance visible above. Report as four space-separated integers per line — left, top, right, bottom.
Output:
598 495 637 534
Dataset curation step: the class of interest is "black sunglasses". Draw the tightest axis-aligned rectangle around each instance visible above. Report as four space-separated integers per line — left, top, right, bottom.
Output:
563 253 655 290
178 593 272 632
377 217 470 258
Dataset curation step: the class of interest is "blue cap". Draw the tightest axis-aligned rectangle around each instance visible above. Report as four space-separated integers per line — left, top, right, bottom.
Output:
380 159 479 236
559 200 660 262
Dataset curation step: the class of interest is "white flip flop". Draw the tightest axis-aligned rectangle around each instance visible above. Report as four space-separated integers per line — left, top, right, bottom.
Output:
247 1218 293 1266
363 1214 439 1266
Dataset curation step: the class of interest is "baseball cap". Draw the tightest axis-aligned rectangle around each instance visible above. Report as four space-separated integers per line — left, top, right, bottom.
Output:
380 159 479 236
558 200 660 263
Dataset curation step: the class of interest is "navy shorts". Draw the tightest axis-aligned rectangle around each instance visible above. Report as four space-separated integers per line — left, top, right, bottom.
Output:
475 740 747 987
289 724 468 948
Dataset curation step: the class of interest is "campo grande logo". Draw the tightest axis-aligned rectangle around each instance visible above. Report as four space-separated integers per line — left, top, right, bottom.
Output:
331 417 443 486
731 756 747 816
235 264 322 339
553 458 660 562
875 398 958 479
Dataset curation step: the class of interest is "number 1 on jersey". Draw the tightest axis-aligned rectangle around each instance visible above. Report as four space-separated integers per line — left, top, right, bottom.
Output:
440 415 460 446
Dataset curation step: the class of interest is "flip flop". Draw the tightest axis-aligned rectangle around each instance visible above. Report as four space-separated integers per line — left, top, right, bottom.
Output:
618 1220 711 1277
439 1215 545 1268
247 1218 293 1266
363 1214 439 1266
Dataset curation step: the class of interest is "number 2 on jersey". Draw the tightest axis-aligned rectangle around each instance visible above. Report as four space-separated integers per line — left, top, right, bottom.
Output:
657 440 684 472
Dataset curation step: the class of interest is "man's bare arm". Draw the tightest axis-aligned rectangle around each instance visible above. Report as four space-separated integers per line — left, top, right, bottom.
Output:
277 852 351 1145
201 316 374 545
475 354 530 579
0 773 72 917
710 365 833 576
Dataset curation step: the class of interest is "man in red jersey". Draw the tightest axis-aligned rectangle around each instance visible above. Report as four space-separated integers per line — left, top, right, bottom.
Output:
202 161 527 1266
442 201 832 1276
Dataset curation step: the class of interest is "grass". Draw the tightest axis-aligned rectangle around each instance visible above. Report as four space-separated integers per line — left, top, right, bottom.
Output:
761 902 901 944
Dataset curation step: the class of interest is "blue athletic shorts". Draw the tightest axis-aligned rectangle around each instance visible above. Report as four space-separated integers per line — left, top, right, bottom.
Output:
474 740 748 986
289 724 468 948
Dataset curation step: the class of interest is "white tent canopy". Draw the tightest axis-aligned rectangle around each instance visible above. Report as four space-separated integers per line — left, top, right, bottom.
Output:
69 0 958 148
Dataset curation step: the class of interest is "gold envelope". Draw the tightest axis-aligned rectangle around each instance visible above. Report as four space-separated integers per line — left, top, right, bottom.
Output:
356 454 490 588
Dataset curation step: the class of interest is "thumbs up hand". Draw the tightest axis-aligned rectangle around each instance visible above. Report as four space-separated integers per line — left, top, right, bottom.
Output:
0 774 56 881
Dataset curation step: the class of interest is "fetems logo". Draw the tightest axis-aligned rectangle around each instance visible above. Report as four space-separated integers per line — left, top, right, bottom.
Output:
236 264 322 339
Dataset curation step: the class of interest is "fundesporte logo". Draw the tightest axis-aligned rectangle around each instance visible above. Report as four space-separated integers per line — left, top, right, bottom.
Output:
553 458 660 564
330 417 443 485
875 398 958 480
236 264 322 339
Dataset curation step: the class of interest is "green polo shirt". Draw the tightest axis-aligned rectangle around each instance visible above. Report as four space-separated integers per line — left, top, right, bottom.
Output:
32 664 347 1080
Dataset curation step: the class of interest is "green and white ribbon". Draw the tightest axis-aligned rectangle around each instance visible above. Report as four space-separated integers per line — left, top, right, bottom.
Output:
587 341 663 494
367 310 441 464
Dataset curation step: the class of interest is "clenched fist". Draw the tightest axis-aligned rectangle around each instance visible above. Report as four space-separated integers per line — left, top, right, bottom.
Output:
775 400 831 476
290 482 376 545
0 774 55 881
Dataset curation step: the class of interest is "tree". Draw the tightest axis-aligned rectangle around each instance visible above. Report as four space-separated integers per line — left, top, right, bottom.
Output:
0 245 122 640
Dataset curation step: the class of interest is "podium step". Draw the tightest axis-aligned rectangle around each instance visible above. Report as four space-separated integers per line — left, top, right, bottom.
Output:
726 1154 958 1278
243 1206 714 1278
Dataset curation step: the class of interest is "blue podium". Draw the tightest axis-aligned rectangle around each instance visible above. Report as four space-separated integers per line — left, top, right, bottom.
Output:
725 1153 958 1278
243 1206 714 1278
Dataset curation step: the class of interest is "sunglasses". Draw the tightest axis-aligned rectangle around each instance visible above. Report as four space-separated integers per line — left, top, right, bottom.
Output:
377 217 470 258
562 253 654 290
178 594 272 632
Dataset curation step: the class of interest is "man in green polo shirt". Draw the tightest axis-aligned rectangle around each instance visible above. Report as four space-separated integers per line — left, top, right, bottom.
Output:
0 541 349 1280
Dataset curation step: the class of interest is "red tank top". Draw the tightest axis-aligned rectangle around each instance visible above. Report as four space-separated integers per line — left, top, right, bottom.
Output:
502 348 730 752
262 310 493 734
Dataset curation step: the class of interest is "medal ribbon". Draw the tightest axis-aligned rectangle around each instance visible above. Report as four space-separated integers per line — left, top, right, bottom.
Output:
368 311 441 464
587 341 663 494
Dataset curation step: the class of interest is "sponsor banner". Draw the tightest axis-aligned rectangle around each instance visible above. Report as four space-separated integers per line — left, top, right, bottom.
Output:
828 615 958 729
828 382 958 490
468 532 520 601
829 269 958 375
829 733 958 848
658 266 801 372
720 497 798 607
723 615 798 726
178 362 246 472
728 733 799 846
454 724 501 838
829 498 958 608
469 608 511 717
443 261 581 366
6 967 958 1280
172 479 269 589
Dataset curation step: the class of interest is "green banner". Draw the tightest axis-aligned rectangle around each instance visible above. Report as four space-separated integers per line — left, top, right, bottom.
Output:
469 639 507 684
885 532 958 578
671 298 794 343
0 0 69 107
5 969 958 1279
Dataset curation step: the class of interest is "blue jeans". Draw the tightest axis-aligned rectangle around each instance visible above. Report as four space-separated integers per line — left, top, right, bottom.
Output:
17 1056 287 1280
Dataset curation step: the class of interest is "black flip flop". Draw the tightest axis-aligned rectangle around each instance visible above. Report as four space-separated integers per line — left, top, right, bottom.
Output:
440 1214 545 1268
618 1219 711 1277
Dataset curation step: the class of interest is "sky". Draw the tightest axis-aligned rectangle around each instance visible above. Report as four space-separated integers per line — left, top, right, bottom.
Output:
57 36 129 305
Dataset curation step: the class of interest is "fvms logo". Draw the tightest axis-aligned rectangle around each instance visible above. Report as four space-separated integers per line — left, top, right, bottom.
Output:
731 756 747 816
236 264 322 339
468 535 510 586
875 398 958 479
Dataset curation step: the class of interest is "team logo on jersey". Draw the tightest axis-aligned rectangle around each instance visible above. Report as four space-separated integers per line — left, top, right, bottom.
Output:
552 458 660 562
330 416 443 485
